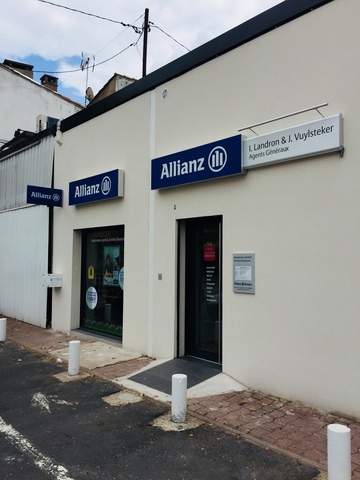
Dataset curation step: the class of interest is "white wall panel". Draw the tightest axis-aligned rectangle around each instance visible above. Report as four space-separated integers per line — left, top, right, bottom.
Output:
0 206 49 327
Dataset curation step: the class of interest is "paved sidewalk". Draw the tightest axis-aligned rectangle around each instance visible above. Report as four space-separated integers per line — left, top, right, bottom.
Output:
4 317 360 479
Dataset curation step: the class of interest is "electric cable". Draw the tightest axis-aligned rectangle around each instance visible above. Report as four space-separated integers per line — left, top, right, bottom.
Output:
149 22 190 52
32 41 140 74
33 3 190 79
38 0 142 32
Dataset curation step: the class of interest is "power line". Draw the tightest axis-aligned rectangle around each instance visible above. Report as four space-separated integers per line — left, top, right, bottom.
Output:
32 42 139 75
150 23 190 52
38 1 190 53
35 2 191 78
95 13 144 57
95 42 139 67
38 0 142 33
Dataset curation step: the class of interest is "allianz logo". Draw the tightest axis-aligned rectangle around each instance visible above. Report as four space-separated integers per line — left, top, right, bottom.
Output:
160 146 228 179
101 176 111 195
74 176 111 198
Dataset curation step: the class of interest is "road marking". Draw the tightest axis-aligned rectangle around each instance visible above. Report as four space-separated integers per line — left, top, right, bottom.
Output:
0 416 75 480
32 392 51 412
31 393 78 413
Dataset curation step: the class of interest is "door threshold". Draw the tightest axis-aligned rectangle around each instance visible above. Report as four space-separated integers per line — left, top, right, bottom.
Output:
181 355 222 369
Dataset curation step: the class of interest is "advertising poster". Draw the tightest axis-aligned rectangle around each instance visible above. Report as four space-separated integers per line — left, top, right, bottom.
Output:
103 246 121 286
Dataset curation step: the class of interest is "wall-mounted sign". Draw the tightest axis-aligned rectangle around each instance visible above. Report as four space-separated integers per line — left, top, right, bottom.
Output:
233 253 255 294
243 114 343 169
151 135 243 190
27 185 63 207
69 169 124 206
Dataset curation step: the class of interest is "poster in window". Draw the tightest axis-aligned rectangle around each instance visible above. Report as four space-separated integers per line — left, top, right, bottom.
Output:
103 246 121 286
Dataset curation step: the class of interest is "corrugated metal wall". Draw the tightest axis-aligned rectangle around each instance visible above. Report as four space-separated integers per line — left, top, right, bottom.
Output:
0 135 54 211
0 134 54 327
0 206 49 326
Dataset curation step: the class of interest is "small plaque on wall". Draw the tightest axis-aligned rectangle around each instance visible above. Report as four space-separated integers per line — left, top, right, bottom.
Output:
233 253 255 294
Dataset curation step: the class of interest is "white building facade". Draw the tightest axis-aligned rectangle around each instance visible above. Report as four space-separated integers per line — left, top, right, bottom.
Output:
0 61 82 147
52 0 360 417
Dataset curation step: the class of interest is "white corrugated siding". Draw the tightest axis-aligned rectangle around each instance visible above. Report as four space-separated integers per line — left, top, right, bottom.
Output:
0 134 54 327
0 134 54 211
0 206 49 326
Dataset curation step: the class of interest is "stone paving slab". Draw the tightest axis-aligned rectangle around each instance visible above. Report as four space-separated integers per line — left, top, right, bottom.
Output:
51 341 141 369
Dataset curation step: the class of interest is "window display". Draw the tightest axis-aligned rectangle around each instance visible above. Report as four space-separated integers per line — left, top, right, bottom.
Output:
80 226 124 338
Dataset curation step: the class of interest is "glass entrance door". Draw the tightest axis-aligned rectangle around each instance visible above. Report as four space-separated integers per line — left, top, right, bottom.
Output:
184 216 222 363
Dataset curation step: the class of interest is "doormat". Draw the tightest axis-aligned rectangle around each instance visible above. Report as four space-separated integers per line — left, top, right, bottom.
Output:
129 356 221 395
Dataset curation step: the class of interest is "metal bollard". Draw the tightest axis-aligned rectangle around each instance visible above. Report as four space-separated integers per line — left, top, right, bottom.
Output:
171 374 187 423
328 423 351 480
68 340 80 376
0 318 6 342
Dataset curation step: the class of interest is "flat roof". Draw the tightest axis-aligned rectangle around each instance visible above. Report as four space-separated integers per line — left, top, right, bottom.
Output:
61 0 333 133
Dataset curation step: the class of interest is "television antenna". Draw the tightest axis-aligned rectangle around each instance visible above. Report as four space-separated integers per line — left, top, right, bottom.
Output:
80 51 95 105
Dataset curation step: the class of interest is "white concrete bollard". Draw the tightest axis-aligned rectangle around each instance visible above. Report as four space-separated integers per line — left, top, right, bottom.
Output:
171 374 187 423
0 318 6 342
68 340 80 376
328 424 351 480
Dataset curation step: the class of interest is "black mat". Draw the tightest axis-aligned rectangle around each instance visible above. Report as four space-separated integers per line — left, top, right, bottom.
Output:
129 357 221 395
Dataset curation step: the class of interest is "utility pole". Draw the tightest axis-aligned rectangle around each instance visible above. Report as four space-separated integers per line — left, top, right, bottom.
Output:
142 8 149 77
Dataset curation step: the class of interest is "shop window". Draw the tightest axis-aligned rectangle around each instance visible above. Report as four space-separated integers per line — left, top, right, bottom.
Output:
80 226 124 338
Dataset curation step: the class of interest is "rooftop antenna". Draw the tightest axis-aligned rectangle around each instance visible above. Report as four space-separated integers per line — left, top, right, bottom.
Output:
80 51 95 105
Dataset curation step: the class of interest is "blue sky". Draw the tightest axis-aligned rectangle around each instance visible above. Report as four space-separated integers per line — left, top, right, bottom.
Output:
23 54 88 105
1 1 282 106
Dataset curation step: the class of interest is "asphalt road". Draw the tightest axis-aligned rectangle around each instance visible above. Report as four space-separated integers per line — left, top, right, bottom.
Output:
0 342 320 480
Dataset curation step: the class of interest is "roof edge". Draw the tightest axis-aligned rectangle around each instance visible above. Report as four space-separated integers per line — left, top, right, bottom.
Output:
0 126 56 161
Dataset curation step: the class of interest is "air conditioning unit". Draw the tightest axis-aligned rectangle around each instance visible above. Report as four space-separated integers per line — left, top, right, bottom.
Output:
36 115 59 133
36 115 48 132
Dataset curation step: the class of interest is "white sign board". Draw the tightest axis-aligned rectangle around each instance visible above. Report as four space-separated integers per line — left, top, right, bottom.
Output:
243 114 343 169
233 253 255 294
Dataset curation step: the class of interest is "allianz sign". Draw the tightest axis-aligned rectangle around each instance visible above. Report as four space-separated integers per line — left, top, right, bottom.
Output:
151 135 243 190
69 169 120 206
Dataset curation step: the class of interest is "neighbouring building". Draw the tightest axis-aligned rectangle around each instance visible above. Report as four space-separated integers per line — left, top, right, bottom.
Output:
51 0 360 417
0 59 83 148
0 59 82 326
87 73 136 105
0 128 57 327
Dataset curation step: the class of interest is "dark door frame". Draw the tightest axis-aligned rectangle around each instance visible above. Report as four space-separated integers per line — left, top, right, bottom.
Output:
177 215 222 364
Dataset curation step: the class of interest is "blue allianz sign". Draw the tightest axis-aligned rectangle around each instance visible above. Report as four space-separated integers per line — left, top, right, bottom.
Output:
69 169 122 206
27 185 63 207
151 135 243 190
